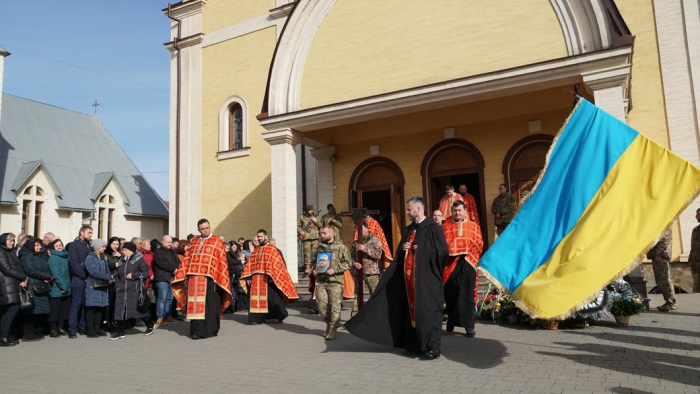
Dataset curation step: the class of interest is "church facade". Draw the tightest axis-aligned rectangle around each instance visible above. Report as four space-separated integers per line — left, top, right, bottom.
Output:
165 0 700 286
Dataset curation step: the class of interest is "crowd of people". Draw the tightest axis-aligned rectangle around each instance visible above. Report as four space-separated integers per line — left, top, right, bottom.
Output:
0 224 271 345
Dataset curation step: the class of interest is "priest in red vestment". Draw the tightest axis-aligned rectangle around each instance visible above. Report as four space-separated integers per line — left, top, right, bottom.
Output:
171 219 232 340
353 215 393 269
346 197 448 359
458 184 481 226
240 229 299 324
438 185 463 218
443 200 483 337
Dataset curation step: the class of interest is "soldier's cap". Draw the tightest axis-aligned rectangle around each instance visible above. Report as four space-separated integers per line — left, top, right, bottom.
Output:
305 205 314 211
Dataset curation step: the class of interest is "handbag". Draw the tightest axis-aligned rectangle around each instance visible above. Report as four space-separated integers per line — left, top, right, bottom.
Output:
19 287 35 310
32 281 51 296
91 278 109 289
137 277 151 310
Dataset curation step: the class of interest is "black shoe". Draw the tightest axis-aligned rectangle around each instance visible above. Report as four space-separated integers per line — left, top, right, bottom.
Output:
10 338 19 345
446 321 454 333
0 337 16 347
68 332 77 339
250 322 262 325
191 335 203 340
86 333 99 339
110 332 125 340
22 336 42 342
466 328 475 338
96 330 108 337
49 330 60 338
424 349 441 359
145 327 155 336
57 328 68 336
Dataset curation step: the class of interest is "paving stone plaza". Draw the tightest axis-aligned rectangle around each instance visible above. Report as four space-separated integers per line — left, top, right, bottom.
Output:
2 293 698 394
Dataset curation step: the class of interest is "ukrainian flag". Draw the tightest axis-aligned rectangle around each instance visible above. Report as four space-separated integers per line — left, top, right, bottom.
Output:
479 99 700 319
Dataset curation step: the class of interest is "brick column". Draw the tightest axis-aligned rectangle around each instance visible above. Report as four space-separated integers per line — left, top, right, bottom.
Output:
263 128 302 283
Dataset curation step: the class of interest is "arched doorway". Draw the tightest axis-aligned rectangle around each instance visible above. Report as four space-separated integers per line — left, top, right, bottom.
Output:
421 138 487 244
502 135 554 210
349 157 405 252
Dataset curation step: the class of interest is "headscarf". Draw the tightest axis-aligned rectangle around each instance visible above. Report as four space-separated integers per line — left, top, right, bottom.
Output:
150 239 162 251
22 237 42 254
0 233 13 252
105 236 121 255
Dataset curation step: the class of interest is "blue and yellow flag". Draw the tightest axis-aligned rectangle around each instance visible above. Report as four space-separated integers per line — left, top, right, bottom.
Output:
479 99 700 319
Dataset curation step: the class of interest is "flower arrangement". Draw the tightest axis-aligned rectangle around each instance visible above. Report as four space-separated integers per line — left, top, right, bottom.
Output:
477 286 501 320
610 293 645 316
492 295 516 324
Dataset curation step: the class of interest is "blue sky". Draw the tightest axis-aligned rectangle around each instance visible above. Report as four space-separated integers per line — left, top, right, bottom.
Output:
0 0 172 200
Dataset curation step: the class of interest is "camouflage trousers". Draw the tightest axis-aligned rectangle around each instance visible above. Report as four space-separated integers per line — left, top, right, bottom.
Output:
352 273 380 316
302 239 319 272
651 259 676 305
316 281 343 327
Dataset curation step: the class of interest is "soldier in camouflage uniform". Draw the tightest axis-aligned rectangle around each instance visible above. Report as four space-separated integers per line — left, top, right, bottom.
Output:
350 222 383 317
491 183 515 236
689 208 700 293
647 228 677 311
321 204 343 235
312 225 351 340
297 205 319 273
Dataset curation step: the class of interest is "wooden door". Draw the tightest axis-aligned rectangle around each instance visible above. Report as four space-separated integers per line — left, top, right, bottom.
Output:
390 184 404 252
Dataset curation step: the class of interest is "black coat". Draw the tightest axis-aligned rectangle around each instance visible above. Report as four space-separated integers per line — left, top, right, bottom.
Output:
0 243 28 306
19 244 53 315
346 217 448 353
152 247 179 283
113 251 151 320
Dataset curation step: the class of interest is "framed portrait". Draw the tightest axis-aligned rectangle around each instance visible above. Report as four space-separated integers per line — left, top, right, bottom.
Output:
316 251 332 274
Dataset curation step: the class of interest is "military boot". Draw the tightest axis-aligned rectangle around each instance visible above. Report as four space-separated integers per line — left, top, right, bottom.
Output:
323 323 331 338
325 325 338 340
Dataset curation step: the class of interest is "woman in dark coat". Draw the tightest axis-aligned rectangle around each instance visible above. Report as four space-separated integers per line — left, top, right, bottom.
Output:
84 239 114 338
0 233 28 346
111 242 153 340
227 246 248 312
19 237 53 341
47 239 71 338
104 237 121 331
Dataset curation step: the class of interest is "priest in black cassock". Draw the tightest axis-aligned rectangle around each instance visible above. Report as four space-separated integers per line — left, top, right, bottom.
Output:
346 197 448 359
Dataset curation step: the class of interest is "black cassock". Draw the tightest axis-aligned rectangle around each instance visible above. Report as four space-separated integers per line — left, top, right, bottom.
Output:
190 277 222 338
248 281 289 323
444 256 476 330
346 217 448 353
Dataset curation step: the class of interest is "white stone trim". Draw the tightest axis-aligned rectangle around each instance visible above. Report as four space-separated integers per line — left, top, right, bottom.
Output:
549 0 613 55
217 95 249 157
310 146 336 213
261 47 632 132
217 147 251 160
270 2 295 19
654 0 700 257
202 14 277 48
165 34 205 52
268 0 338 116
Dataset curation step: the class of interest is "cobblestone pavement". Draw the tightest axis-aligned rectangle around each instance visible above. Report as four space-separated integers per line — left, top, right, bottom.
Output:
2 294 698 394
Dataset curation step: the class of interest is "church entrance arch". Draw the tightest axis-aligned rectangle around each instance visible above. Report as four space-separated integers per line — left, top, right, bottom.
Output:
421 138 487 245
502 134 554 210
349 157 405 252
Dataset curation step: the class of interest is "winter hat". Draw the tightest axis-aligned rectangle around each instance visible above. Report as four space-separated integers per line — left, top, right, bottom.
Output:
92 239 107 251
122 242 137 254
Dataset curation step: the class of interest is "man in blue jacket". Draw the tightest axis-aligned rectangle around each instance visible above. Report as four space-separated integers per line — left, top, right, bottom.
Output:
68 225 92 338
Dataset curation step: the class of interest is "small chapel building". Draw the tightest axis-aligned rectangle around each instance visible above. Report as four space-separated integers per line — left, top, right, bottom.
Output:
0 45 169 240
164 0 700 288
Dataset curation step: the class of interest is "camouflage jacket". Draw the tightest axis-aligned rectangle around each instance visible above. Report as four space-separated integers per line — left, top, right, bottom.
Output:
689 225 700 273
321 213 343 233
313 239 351 284
297 213 319 241
350 233 382 275
646 228 671 261
491 192 515 226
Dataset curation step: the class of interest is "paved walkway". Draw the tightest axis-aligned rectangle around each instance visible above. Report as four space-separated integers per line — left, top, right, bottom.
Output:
2 294 699 394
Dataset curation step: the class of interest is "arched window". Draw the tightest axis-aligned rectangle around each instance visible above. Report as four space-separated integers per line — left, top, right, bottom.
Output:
218 96 250 160
21 186 45 237
96 194 117 239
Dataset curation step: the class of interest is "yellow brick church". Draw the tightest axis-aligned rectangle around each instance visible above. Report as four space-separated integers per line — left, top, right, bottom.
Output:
164 0 700 286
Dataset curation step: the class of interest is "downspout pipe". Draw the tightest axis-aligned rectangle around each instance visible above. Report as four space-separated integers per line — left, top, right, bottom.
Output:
167 4 182 238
